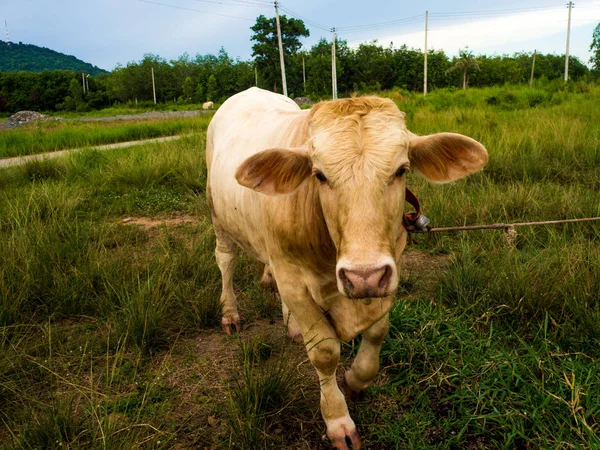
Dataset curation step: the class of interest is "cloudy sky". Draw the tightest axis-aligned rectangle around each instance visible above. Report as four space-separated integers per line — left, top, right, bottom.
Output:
3 0 600 71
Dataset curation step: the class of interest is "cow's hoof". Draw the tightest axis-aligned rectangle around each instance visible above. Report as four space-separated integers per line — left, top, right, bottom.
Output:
343 371 368 402
221 315 241 335
288 331 303 343
328 423 361 450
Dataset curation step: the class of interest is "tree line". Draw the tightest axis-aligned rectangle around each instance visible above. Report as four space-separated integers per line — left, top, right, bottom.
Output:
0 16 597 114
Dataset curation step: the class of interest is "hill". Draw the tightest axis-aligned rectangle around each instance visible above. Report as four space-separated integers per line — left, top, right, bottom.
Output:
0 40 107 75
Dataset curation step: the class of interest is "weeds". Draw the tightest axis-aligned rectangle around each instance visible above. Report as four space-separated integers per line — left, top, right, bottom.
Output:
1 85 600 448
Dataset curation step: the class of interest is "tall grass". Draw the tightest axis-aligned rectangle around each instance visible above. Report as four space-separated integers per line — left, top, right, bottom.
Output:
1 84 600 448
0 116 210 158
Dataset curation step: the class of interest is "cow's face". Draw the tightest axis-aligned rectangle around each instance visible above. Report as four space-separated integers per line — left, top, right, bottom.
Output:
236 97 488 299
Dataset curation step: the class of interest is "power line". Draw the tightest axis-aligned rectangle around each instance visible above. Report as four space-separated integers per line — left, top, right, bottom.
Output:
189 0 266 8
336 14 425 31
136 0 255 20
278 5 330 31
430 5 562 18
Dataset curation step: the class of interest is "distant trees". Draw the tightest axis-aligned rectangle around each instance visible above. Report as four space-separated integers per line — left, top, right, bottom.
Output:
446 50 480 89
251 14 309 94
0 40 106 75
0 18 594 114
591 23 600 74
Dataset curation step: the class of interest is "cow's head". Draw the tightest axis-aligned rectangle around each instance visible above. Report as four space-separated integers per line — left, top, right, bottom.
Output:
236 97 487 299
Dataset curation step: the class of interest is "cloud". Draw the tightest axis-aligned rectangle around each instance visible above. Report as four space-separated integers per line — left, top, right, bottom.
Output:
347 4 600 59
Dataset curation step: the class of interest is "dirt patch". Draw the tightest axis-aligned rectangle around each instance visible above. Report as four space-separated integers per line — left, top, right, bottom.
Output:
121 215 197 230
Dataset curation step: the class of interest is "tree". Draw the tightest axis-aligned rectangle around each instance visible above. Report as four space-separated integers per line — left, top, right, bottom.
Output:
250 14 309 93
446 49 480 89
590 22 600 73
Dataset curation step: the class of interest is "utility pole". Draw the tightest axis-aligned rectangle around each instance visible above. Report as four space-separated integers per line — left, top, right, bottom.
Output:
529 50 536 87
274 1 288 96
331 28 337 99
5 21 10 46
564 1 573 83
302 53 306 92
85 74 90 94
152 67 157 104
255 64 258 87
424 11 428 96
82 73 86 95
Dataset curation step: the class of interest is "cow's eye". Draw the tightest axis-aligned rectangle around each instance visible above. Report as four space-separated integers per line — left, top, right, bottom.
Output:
315 171 327 183
395 167 407 177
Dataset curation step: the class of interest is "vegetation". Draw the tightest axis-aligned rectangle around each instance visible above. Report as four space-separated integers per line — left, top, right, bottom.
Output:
0 40 106 75
591 22 600 73
251 14 310 93
0 15 595 114
0 116 208 158
0 84 599 448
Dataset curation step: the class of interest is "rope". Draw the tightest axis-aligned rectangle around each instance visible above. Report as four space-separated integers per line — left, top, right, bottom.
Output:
411 217 600 234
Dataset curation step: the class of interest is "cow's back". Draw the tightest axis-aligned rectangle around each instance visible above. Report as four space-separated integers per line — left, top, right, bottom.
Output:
206 88 310 262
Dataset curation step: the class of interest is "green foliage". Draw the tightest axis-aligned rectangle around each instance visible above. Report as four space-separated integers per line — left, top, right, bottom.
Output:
0 40 106 74
591 22 600 73
251 14 310 94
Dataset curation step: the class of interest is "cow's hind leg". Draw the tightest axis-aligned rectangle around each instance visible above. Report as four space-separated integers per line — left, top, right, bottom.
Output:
214 231 240 334
281 300 302 343
260 264 276 289
344 314 389 400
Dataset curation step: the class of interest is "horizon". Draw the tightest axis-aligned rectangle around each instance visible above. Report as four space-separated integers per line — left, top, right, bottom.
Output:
3 0 600 72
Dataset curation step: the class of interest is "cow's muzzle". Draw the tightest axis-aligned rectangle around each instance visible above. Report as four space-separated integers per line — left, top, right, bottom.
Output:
336 259 397 299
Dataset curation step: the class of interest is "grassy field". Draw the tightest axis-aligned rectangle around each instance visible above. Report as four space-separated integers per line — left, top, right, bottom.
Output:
0 116 210 159
1 85 599 449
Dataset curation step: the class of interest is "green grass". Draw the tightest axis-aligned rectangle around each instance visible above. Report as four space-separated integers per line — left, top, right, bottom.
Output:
0 116 210 158
54 102 219 119
1 84 600 449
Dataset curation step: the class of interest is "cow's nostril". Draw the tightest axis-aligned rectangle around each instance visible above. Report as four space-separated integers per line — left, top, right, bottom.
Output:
378 265 392 290
338 269 354 293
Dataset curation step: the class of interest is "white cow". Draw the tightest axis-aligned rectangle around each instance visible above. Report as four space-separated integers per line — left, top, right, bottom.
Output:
206 87 487 449
202 101 214 110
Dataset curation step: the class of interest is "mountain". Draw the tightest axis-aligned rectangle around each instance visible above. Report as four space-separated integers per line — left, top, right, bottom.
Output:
0 40 107 75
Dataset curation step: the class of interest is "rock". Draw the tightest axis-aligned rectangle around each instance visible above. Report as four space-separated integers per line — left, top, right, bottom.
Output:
293 97 313 106
0 111 61 130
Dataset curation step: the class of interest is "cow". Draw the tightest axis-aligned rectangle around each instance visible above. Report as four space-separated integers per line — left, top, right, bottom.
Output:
206 87 487 449
202 101 214 110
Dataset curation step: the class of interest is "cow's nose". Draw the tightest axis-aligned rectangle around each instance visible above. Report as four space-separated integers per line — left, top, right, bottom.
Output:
338 265 393 299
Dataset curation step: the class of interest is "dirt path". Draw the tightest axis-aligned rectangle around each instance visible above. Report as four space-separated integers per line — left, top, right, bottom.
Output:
0 134 186 168
72 110 213 122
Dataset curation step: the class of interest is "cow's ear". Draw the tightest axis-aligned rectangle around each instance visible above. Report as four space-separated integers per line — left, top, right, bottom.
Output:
236 148 312 195
408 132 488 183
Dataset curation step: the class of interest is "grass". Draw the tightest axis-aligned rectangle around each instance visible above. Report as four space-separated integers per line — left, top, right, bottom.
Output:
0 116 210 158
0 84 599 449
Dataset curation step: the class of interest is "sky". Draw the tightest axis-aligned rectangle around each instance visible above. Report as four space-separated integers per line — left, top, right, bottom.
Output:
2 0 600 71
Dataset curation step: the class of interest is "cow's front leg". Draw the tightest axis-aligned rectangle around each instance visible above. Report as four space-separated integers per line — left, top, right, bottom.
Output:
274 270 360 450
344 313 389 398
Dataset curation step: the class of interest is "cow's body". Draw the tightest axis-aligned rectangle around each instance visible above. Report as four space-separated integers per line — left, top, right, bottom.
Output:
202 101 214 110
206 87 487 449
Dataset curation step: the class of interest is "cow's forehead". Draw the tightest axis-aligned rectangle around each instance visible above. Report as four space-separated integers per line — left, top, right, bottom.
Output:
308 97 409 180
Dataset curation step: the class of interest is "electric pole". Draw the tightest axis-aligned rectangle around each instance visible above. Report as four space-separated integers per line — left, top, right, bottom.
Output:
255 64 258 87
424 11 428 96
274 1 288 96
331 28 337 99
152 67 157 104
5 21 10 46
530 50 536 87
564 1 573 83
82 73 86 95
302 53 306 92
